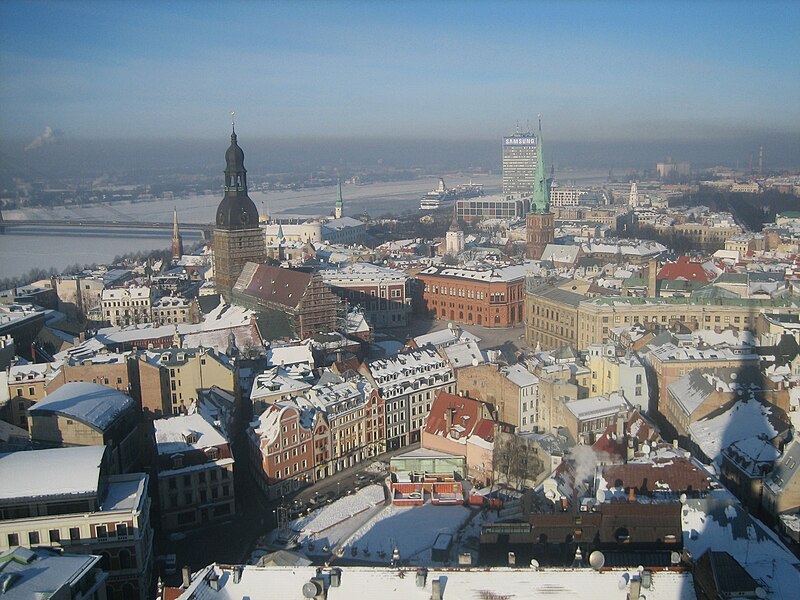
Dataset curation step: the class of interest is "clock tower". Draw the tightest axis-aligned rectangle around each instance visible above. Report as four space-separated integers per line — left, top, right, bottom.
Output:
213 124 266 301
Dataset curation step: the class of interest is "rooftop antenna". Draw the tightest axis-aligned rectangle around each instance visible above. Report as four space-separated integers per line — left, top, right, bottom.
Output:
538 113 542 132
515 120 520 135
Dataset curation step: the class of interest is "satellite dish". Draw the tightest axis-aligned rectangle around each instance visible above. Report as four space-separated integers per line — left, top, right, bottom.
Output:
641 443 651 455
670 552 681 565
530 559 540 568
596 489 606 503
618 573 630 590
589 551 606 570
679 493 687 505
755 587 767 599
302 581 321 598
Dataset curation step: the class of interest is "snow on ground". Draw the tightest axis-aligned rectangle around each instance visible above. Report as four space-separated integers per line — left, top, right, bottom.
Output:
339 502 472 564
292 485 385 536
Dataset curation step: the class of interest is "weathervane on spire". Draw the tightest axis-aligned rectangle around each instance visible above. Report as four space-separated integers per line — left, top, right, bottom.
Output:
230 111 236 133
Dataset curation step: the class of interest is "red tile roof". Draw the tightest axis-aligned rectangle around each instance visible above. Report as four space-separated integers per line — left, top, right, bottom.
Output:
234 263 311 309
602 456 713 494
424 391 495 443
657 256 714 282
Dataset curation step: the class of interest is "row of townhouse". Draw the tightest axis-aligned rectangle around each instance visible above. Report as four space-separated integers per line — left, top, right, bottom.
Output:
247 374 385 499
1 345 237 432
248 346 456 498
100 287 198 328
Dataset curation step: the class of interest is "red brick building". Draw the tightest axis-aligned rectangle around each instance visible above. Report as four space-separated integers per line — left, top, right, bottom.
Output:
416 263 529 327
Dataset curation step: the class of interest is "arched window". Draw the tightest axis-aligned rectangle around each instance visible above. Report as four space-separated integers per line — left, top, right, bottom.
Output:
118 549 133 569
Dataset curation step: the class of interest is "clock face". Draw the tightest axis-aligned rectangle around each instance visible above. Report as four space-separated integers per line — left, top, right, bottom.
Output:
240 211 250 225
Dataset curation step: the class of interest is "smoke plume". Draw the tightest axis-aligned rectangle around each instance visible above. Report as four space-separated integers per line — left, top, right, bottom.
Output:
25 126 62 151
567 445 599 484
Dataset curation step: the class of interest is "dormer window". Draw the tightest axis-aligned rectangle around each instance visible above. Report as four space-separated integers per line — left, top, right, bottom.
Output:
171 454 184 469
205 447 220 460
181 430 198 444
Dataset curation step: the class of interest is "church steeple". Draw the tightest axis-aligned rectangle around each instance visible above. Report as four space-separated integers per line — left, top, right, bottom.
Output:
335 178 344 219
171 206 183 262
216 118 259 231
529 118 550 214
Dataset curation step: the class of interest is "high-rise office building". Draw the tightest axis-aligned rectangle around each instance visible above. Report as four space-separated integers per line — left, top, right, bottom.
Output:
526 124 554 260
502 129 538 196
213 125 266 302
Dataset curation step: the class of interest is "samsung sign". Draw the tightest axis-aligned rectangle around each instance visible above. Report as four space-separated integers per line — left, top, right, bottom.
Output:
503 137 537 146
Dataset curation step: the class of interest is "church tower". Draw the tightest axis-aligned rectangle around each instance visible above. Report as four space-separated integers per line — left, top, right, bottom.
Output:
334 179 344 219
525 119 554 260
629 181 639 208
213 121 266 302
171 207 184 263
445 205 465 256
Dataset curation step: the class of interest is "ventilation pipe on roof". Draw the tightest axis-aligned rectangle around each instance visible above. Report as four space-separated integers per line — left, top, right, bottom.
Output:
431 577 444 600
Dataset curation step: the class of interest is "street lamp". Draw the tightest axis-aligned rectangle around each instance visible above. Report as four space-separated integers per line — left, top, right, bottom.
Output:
337 482 341 497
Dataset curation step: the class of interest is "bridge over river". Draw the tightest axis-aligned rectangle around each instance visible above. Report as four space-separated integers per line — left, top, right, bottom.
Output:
0 218 214 240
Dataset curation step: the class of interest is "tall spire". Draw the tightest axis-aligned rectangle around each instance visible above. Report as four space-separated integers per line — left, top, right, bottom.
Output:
171 206 183 261
530 117 550 214
449 203 461 232
335 178 344 219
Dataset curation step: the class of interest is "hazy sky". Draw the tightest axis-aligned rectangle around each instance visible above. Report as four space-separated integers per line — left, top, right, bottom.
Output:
1 1 798 144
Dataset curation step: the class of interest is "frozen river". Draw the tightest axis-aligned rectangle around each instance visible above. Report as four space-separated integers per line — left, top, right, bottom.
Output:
0 169 610 282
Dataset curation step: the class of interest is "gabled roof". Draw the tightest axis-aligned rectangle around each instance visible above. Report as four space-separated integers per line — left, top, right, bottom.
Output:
424 391 495 444
763 438 800 495
658 256 715 282
233 263 312 310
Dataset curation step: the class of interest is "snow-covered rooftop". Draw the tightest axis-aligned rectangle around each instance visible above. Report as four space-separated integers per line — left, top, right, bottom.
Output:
177 564 696 600
28 382 133 430
500 363 539 388
565 392 630 420
689 399 782 464
0 445 105 502
154 412 229 455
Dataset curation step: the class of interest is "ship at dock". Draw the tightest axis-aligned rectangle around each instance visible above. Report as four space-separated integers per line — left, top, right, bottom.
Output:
419 177 483 210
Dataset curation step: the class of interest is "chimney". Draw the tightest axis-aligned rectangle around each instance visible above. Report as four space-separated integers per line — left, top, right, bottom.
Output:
630 576 642 599
508 551 516 566
616 415 625 439
431 577 444 600
181 566 191 588
233 566 242 584
208 573 219 592
627 439 634 462
628 487 636 503
416 568 428 588
672 438 679 450
445 407 453 432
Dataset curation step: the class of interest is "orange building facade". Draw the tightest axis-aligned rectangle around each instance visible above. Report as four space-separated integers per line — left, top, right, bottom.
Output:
417 264 527 328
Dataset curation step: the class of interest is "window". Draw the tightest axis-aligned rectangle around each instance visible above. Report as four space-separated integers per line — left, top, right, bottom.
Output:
116 523 129 538
96 525 108 539
49 529 60 543
69 527 80 541
7 533 19 547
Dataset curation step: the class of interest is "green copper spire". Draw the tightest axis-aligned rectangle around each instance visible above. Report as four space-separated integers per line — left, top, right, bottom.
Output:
335 178 344 218
529 121 550 214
